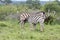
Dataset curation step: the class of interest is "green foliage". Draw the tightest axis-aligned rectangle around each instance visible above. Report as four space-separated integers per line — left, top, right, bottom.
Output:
0 5 17 20
0 5 29 20
55 0 60 5
43 2 60 12
17 5 29 12
0 5 17 14
44 15 55 25
26 0 40 9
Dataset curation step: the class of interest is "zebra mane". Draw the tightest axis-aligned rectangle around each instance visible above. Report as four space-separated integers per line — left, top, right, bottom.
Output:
36 11 45 14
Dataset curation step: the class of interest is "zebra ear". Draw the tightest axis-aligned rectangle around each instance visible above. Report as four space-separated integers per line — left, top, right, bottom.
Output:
40 11 45 14
43 12 45 14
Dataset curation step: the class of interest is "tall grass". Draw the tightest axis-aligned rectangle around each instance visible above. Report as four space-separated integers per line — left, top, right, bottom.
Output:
0 20 60 40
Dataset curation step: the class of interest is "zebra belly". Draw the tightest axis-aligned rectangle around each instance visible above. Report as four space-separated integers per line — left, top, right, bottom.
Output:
28 17 39 24
28 16 44 24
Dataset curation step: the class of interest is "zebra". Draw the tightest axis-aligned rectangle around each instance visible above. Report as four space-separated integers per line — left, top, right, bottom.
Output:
18 11 46 31
18 12 30 28
28 11 46 31
18 11 40 27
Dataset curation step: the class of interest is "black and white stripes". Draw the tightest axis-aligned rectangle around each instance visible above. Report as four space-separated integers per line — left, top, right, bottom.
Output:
19 11 46 31
28 11 45 31
18 12 30 28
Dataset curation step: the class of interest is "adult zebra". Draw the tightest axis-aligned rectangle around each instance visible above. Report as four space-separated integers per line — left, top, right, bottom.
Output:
28 11 46 31
18 11 46 32
18 11 38 28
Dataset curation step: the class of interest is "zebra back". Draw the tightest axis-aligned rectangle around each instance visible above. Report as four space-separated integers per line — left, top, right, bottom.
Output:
28 11 46 24
20 12 30 21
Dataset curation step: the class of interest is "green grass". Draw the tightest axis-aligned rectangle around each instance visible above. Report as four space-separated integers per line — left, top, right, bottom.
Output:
0 21 60 40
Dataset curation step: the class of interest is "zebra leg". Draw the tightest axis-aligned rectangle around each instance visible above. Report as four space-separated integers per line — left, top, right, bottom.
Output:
20 20 24 29
29 23 34 31
40 19 44 32
33 23 36 30
40 23 44 32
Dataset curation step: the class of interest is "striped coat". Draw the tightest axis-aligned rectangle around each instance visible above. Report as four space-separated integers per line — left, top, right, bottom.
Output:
18 12 30 28
19 11 46 31
28 11 46 31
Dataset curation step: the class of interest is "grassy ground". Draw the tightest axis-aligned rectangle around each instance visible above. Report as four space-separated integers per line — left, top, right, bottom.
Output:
0 21 60 40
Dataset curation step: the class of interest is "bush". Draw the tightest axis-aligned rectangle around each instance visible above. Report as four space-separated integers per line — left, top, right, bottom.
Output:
0 5 29 20
43 2 60 12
